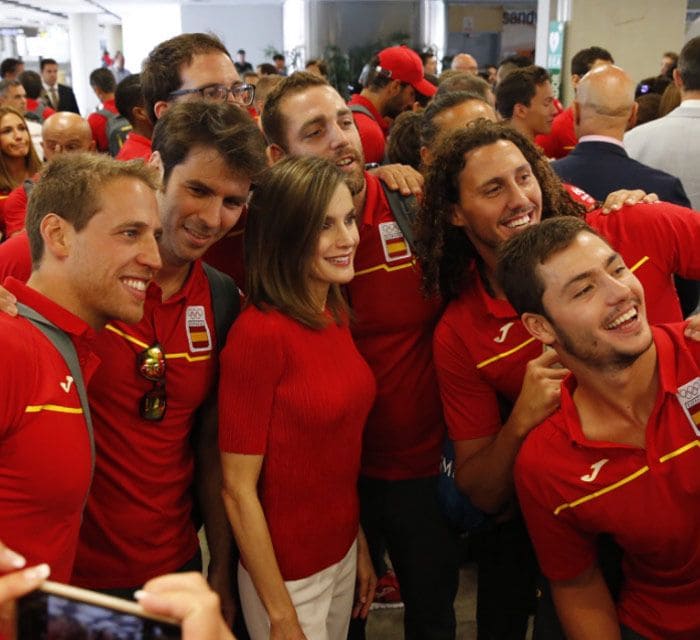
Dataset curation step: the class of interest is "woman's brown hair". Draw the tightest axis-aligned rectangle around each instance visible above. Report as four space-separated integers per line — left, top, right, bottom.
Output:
245 155 349 329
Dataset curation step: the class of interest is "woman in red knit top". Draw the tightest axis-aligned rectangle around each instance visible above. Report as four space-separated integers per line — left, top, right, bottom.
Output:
219 156 377 640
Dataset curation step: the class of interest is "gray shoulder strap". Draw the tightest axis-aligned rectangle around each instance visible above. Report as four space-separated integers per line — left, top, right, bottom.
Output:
17 303 95 488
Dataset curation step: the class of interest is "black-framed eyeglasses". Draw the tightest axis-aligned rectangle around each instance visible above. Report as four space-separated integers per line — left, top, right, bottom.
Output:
137 343 166 421
168 82 255 106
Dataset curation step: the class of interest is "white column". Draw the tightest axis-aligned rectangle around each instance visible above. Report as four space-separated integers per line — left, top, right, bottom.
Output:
68 13 101 115
421 0 446 72
283 0 308 71
106 24 122 57
534 0 554 67
119 3 182 77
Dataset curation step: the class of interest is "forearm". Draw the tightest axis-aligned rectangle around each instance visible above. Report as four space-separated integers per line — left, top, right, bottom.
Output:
551 566 621 640
194 398 233 575
221 487 297 626
455 417 528 513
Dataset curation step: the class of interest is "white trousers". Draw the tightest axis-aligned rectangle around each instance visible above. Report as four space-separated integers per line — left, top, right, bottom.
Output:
238 541 357 640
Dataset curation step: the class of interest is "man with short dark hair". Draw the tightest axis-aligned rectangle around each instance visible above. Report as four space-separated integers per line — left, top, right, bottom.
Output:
272 52 287 76
496 65 557 141
40 58 79 114
497 216 700 640
625 36 700 210
88 67 120 153
234 49 253 75
537 45 614 158
0 57 23 80
263 71 459 640
0 151 161 583
114 74 154 161
19 70 55 122
348 45 437 163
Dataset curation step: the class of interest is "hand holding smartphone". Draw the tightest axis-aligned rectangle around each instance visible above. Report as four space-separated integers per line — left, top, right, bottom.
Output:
17 581 181 639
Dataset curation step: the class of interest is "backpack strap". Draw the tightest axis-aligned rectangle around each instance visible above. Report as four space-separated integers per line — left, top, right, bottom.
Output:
349 103 378 123
201 262 240 352
380 182 419 250
16 303 96 493
23 178 35 199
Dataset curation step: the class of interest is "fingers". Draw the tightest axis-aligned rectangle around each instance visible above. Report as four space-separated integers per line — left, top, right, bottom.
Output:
0 563 50 603
684 316 700 342
0 544 26 573
352 572 376 620
0 289 18 317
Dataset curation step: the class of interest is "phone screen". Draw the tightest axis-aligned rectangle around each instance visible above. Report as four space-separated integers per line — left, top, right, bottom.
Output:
17 584 181 639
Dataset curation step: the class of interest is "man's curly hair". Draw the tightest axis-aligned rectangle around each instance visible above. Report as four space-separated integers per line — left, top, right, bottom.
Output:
415 119 586 301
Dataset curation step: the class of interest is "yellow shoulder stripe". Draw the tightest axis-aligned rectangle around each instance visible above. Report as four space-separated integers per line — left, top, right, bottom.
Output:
477 337 536 369
554 439 700 516
25 404 83 415
105 325 211 362
629 256 650 273
354 260 415 277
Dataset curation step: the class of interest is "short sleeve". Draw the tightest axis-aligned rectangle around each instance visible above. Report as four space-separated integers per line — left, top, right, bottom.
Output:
515 438 597 582
433 318 502 441
218 308 285 455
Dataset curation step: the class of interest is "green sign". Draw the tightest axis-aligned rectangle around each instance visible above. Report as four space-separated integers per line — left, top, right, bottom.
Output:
547 21 565 99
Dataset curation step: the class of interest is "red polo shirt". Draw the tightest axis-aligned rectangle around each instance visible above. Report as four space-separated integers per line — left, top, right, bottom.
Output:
0 278 99 582
0 230 31 283
436 202 700 443
72 260 217 588
348 173 444 479
516 324 700 639
536 105 576 159
348 94 388 164
116 132 152 161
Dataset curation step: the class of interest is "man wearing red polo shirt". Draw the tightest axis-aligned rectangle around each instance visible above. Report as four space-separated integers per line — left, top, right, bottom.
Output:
0 152 161 583
498 216 700 640
349 45 436 164
87 68 121 153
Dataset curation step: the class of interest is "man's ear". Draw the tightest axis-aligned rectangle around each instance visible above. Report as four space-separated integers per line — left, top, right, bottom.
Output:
572 100 581 126
419 144 432 168
153 100 169 121
512 102 528 120
450 203 466 227
522 312 556 345
627 102 638 130
40 213 72 260
267 144 285 165
148 150 164 183
673 67 683 89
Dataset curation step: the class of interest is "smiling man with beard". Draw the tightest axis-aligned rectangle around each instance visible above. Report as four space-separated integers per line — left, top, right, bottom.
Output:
498 216 700 640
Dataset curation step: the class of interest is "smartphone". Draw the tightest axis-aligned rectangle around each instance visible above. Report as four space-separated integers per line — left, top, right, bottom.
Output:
15 580 181 639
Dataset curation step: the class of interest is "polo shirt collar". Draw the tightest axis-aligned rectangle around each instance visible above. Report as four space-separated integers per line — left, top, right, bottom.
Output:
360 171 382 228
558 326 677 449
350 94 389 134
473 262 518 320
5 276 94 339
147 259 205 305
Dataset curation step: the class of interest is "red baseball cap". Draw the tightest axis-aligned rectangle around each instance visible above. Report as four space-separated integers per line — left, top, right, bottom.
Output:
377 45 437 97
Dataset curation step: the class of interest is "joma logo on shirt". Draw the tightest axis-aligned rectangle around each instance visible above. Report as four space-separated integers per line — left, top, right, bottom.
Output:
580 458 609 483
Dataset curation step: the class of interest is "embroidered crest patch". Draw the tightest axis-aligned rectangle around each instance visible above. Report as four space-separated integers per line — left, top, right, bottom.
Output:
676 376 700 436
379 221 411 263
185 305 212 353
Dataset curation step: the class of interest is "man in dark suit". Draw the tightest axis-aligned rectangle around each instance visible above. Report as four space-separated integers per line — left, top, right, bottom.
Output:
552 64 689 206
40 58 80 114
553 64 697 315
